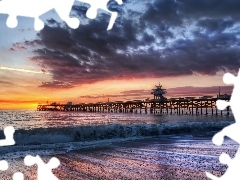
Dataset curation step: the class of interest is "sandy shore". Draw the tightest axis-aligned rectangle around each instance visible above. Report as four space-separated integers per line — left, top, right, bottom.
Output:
0 135 237 180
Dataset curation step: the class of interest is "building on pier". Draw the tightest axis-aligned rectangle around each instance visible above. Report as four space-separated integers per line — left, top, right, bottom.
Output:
217 93 231 99
151 83 167 100
217 87 231 99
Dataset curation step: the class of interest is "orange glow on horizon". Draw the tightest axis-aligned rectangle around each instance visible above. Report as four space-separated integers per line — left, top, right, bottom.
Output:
0 103 39 110
0 73 230 110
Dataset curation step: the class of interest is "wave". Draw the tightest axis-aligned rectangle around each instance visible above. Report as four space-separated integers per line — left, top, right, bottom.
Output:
0 121 233 159
7 121 233 145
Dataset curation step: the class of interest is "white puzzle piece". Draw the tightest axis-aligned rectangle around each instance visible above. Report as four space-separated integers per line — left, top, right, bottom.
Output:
206 149 240 180
13 172 24 180
0 160 8 171
0 0 123 31
0 126 15 146
206 69 240 179
0 127 15 175
0 0 79 30
24 155 60 180
77 0 123 30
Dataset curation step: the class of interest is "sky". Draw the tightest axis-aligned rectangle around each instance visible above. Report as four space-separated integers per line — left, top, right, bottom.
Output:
0 0 238 109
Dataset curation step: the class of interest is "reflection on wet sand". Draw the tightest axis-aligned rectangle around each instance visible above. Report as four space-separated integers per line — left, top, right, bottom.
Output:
52 137 235 179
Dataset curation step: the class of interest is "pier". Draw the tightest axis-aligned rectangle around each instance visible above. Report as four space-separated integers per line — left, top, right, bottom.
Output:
37 84 231 116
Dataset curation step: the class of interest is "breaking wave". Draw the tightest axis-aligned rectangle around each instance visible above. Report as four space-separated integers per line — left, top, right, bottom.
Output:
6 121 233 145
0 121 234 159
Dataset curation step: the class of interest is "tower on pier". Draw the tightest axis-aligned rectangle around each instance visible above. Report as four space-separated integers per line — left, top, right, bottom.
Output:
151 83 167 100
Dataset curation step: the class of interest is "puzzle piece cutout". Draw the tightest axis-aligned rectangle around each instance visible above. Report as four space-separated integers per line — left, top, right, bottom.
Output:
0 126 15 146
0 126 60 179
0 0 79 31
211 71 240 146
0 160 8 171
24 155 60 180
216 71 240 120
77 0 122 30
206 149 240 179
0 0 122 31
12 172 24 180
206 69 240 179
0 126 17 178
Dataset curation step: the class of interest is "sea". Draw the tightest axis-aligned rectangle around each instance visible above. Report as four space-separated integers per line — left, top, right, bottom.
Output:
0 110 237 180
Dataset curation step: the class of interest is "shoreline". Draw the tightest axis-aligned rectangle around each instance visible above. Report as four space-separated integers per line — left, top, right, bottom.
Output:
1 136 236 180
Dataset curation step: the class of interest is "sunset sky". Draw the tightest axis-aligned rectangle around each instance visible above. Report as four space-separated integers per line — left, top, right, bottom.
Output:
0 0 238 109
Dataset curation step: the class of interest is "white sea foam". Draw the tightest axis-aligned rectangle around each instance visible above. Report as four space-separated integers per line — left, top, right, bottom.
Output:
0 120 232 161
6 121 231 145
0 110 233 161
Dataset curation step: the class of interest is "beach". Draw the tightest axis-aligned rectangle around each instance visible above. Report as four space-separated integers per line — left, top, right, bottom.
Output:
0 111 235 179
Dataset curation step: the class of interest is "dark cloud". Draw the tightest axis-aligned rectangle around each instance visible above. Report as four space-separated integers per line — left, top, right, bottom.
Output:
12 43 27 51
24 40 42 46
46 18 60 26
178 0 240 19
9 48 16 51
142 0 182 26
197 18 234 33
26 0 240 88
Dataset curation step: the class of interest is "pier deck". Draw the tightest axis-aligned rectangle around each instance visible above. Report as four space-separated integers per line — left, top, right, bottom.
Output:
37 97 230 115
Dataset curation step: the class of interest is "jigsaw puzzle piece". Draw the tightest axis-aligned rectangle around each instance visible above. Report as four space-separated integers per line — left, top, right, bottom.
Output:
0 0 79 30
0 126 15 146
0 0 18 28
227 71 240 121
206 153 232 179
0 0 50 30
54 0 80 29
212 123 240 146
219 152 232 164
0 160 8 171
223 73 236 85
25 155 60 180
108 11 118 30
206 172 220 180
212 132 225 146
13 172 24 180
207 70 240 179
6 16 18 28
77 0 122 30
206 149 240 180
216 100 230 111
34 18 45 31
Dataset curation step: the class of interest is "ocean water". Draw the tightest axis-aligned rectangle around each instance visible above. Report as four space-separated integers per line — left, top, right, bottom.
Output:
0 110 233 129
0 110 236 179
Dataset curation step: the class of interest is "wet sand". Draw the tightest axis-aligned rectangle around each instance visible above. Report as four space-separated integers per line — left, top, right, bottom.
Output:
1 135 237 180
55 137 233 180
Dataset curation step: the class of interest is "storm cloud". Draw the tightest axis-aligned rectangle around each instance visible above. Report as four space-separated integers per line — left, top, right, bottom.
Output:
25 0 240 88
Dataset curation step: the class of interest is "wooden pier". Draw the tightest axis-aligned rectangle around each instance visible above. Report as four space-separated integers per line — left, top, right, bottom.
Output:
37 84 231 115
37 97 231 115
